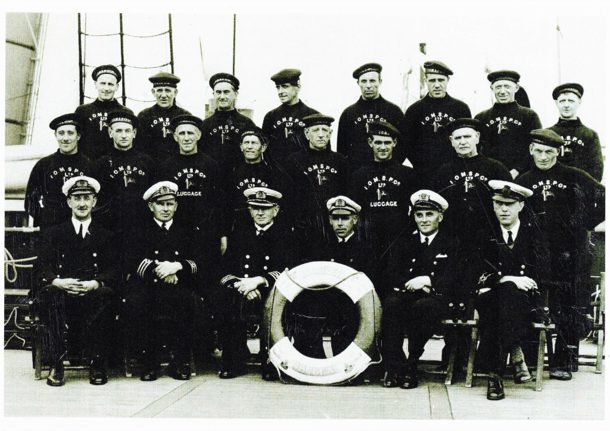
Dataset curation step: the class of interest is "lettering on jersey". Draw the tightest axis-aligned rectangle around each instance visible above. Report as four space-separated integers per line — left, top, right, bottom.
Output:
90 111 109 132
559 135 585 157
362 175 402 208
150 116 171 138
210 124 241 144
109 164 148 187
177 191 203 197
173 168 208 190
530 179 568 202
236 177 270 191
353 114 389 128
419 111 456 133
303 163 339 186
450 171 490 192
273 116 306 138
48 167 87 182
484 117 523 135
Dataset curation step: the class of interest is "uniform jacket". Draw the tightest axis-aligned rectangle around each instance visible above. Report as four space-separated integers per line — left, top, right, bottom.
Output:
36 219 119 289
136 103 192 157
200 109 257 169
74 99 134 160
25 151 93 228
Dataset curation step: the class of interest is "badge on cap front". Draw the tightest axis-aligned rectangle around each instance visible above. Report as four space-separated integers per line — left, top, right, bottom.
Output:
256 191 267 200
419 193 429 201
335 199 346 207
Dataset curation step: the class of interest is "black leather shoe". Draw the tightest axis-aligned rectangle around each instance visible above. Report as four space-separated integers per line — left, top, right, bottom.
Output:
140 368 158 382
89 364 108 385
487 376 505 401
383 372 401 388
549 368 572 381
513 360 532 384
401 372 418 389
218 368 236 379
168 363 191 381
46 362 65 387
261 363 279 381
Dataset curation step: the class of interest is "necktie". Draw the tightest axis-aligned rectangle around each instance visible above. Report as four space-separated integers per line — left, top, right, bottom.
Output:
507 230 514 247
161 222 168 231
77 223 83 238
423 236 429 246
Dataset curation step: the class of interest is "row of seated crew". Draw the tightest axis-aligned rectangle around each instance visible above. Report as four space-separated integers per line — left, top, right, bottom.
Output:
33 173 569 402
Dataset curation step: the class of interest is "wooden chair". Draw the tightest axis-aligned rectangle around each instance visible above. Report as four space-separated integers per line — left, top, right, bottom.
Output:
440 305 479 387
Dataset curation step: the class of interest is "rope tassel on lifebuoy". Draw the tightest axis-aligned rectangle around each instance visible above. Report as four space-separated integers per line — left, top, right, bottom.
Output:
263 261 382 385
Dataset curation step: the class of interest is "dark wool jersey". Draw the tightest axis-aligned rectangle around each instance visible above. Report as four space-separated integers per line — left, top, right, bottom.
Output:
337 96 408 168
156 151 223 232
25 150 94 228
94 147 155 233
475 102 542 174
403 94 471 181
548 118 604 181
517 163 605 276
433 154 512 241
136 103 192 157
74 99 135 160
200 109 257 169
262 100 319 163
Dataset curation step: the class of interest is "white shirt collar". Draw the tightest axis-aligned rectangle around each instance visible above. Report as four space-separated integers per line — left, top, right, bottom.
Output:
71 217 92 238
337 231 355 243
419 230 438 245
255 221 274 232
500 219 521 244
154 218 174 230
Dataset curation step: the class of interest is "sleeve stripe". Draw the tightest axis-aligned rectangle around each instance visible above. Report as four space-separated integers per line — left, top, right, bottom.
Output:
137 259 153 278
268 271 281 281
185 259 197 274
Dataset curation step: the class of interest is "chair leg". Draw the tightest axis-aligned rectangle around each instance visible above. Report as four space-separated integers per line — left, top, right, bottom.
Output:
33 324 43 380
464 327 478 388
595 328 604 374
535 329 546 392
445 342 456 386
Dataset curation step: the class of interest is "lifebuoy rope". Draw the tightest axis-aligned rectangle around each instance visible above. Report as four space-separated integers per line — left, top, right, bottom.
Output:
284 268 364 292
4 248 37 284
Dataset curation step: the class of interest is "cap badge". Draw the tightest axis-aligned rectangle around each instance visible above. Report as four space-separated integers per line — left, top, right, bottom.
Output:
419 193 429 201
255 191 267 199
335 199 345 207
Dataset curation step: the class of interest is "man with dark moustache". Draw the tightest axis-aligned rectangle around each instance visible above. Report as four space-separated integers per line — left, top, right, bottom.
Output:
123 181 211 381
136 72 191 157
517 129 605 380
548 83 604 181
474 180 550 401
403 61 471 185
284 113 349 244
382 190 458 390
337 62 408 168
25 114 94 229
475 70 542 179
433 118 512 243
217 187 298 380
262 68 319 165
200 73 257 170
35 176 118 386
74 65 135 159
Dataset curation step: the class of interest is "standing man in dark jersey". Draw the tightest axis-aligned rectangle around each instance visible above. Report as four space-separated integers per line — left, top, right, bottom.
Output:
403 61 471 186
548 83 604 181
475 70 542 179
25 114 94 229
262 68 319 165
337 63 408 168
74 65 134 160
136 72 192 158
201 73 257 170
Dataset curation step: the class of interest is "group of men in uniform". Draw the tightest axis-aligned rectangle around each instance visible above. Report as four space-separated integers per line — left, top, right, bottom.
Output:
26 60 604 402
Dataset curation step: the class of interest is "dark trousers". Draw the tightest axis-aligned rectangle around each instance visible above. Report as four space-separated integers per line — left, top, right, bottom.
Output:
38 284 117 364
475 282 538 374
382 291 445 374
123 283 197 364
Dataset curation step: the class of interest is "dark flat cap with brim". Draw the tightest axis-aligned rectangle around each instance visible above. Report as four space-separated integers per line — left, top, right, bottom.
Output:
209 73 240 90
50 113 81 131
530 129 563 148
107 111 139 128
170 114 203 131
244 187 282 208
445 118 481 135
410 189 449 212
487 70 521 84
353 62 382 79
552 82 584 100
367 120 400 139
149 72 181 88
423 60 453 76
241 127 266 143
92 65 121 82
143 181 178 202
62 176 101 196
489 180 532 202
271 68 301 85
303 113 335 128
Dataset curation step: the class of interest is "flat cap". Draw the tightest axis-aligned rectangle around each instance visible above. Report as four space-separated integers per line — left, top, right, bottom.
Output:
244 187 282 208
107 111 139 128
530 128 563 148
326 195 362 215
149 71 181 88
302 113 335 128
552 82 584 100
50 113 81 131
423 60 453 76
91 64 121 82
445 118 481 135
143 181 178 202
410 189 449 212
170 114 203 131
489 180 533 202
209 72 240 90
367 120 400 139
270 68 301 85
62 175 100 196
353 62 382 79
487 70 520 84
241 126 266 143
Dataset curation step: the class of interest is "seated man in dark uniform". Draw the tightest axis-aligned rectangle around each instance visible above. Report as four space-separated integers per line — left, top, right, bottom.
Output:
35 176 119 386
123 181 212 381
382 190 459 390
217 187 298 380
474 180 550 401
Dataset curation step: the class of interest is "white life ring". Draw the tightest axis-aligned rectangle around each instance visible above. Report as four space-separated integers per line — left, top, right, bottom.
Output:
263 261 381 385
